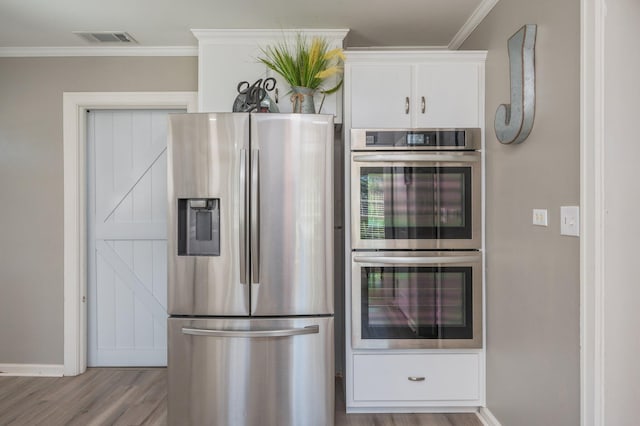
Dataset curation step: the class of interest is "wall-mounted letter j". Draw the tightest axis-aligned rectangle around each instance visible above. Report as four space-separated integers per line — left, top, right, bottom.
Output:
495 24 537 145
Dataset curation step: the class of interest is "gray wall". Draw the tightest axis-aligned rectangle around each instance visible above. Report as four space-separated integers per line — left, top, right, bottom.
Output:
0 56 197 365
461 0 581 424
603 0 640 424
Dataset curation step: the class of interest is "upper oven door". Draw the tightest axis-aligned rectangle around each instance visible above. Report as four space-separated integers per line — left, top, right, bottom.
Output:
351 151 481 250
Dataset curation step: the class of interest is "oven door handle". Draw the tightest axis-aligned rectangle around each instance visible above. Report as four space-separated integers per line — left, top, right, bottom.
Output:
353 255 481 265
352 153 479 163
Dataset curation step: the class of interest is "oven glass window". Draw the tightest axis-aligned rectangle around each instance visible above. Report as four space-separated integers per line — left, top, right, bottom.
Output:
359 167 471 240
361 266 473 340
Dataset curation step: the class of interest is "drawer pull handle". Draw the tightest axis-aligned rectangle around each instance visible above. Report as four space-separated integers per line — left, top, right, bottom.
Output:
408 376 426 382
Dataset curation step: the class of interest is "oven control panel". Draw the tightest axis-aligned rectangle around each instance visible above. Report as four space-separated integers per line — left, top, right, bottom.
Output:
354 128 480 151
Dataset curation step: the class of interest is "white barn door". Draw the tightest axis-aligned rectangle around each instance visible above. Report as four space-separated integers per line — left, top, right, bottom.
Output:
87 109 180 366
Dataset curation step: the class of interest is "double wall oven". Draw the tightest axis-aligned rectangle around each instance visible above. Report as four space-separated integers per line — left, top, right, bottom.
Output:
350 129 482 349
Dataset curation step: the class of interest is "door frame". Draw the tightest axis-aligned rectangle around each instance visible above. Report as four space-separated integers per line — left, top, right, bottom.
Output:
63 91 197 376
580 0 605 424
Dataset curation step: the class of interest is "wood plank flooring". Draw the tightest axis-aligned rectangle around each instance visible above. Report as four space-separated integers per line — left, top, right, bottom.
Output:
0 368 482 426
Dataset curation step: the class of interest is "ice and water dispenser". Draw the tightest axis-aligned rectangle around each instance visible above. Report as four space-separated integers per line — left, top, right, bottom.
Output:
177 199 220 256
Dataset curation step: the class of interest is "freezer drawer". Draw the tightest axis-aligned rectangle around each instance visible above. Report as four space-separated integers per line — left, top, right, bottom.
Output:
168 317 335 426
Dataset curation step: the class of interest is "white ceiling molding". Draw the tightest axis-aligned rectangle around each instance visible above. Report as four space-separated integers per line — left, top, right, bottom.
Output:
448 0 500 50
346 45 449 51
192 29 350 46
345 49 487 64
0 46 197 57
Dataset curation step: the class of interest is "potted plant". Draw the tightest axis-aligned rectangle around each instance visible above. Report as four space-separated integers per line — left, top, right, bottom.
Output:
258 35 345 113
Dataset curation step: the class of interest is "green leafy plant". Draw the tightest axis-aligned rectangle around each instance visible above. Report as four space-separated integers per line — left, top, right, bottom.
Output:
258 35 345 95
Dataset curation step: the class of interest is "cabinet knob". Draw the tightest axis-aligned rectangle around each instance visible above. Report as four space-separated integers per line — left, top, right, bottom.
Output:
421 96 426 114
408 376 426 382
405 97 410 114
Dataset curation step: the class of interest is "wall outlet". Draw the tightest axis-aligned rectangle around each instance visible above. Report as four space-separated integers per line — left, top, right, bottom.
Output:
561 206 580 236
533 209 548 226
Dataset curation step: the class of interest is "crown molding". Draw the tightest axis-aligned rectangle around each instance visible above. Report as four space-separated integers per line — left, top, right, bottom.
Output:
0 46 197 57
345 49 487 63
346 45 449 51
448 0 500 50
191 29 349 45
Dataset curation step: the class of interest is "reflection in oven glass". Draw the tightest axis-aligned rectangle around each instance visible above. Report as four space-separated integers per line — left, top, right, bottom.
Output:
362 267 472 340
359 167 469 241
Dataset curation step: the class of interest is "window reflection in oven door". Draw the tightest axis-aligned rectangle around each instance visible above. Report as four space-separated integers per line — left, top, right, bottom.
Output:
351 152 481 250
351 251 482 349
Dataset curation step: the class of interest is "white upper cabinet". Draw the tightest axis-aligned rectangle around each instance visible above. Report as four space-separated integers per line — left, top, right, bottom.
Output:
350 64 412 129
414 62 480 128
193 29 349 122
346 51 486 129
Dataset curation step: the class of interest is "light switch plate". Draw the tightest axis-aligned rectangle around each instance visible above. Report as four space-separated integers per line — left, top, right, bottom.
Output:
533 209 549 226
561 206 580 236
533 209 548 226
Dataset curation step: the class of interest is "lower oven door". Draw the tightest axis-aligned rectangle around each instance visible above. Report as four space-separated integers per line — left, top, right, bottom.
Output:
352 251 482 349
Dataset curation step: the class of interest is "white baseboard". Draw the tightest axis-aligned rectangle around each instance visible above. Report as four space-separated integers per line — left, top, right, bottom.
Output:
0 364 64 377
477 407 502 426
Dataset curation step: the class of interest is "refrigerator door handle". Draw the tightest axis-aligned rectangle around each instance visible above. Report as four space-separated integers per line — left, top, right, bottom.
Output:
250 149 260 283
239 148 247 284
181 325 319 338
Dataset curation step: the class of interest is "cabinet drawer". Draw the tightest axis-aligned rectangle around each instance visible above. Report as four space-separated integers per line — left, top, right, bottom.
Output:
352 353 480 402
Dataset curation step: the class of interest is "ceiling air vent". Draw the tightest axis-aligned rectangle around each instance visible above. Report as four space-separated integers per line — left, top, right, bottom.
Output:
74 31 137 44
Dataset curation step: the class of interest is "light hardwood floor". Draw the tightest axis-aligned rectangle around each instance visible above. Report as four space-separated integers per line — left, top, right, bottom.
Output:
0 368 482 426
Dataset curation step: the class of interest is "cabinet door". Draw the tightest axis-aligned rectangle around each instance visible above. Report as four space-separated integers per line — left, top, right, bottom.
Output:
199 44 268 113
415 63 480 128
350 64 412 129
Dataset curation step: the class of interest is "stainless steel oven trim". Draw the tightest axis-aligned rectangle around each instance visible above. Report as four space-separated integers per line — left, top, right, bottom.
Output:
351 251 483 349
350 151 482 250
351 128 481 151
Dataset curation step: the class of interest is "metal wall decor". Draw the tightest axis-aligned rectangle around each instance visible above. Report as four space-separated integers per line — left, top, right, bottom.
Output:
232 78 279 113
494 24 537 144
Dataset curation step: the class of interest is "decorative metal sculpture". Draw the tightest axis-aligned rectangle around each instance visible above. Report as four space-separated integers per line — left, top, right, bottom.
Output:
232 78 279 113
495 24 537 144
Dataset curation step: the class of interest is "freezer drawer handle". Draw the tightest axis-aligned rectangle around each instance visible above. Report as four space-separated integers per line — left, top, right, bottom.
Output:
181 325 319 338
353 255 481 265
408 376 426 382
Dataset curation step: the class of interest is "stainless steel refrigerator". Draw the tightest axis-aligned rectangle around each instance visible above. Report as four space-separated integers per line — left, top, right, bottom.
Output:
167 113 334 426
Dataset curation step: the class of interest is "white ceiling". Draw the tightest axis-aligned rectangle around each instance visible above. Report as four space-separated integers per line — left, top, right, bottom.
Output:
0 0 496 52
